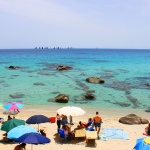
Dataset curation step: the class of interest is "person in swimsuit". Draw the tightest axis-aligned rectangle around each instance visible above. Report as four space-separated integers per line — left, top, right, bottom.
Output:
93 111 102 134
56 113 61 130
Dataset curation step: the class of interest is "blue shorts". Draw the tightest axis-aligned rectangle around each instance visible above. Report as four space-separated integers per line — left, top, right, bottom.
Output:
94 123 101 127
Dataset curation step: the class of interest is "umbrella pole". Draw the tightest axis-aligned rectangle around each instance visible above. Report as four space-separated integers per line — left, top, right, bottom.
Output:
38 124 39 132
31 144 33 150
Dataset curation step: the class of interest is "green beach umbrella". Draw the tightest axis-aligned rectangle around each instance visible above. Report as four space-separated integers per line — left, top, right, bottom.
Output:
1 118 25 132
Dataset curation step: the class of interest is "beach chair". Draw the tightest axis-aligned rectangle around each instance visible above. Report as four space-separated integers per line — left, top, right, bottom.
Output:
85 131 97 147
75 129 86 139
58 129 72 143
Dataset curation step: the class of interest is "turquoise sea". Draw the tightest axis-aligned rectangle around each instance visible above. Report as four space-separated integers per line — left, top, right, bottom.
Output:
0 49 150 112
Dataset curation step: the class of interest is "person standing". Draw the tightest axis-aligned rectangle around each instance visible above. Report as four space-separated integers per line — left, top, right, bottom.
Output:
56 113 61 130
93 112 102 135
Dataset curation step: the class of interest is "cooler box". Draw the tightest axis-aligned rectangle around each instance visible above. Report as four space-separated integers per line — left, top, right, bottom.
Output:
50 117 56 123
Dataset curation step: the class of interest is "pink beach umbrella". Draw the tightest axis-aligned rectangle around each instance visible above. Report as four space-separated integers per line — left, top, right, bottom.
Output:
3 102 24 111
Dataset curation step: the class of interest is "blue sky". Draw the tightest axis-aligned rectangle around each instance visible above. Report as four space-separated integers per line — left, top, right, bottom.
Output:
0 0 150 49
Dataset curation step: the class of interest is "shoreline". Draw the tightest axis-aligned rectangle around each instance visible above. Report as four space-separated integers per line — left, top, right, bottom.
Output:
0 106 150 150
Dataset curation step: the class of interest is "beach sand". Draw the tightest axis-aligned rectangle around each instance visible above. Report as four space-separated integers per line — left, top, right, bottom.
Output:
0 106 150 150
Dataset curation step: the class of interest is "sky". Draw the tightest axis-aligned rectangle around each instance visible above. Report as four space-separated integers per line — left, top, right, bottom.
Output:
0 0 150 49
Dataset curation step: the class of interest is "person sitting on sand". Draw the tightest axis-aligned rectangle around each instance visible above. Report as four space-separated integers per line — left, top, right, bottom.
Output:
14 143 26 150
74 121 85 132
3 132 12 142
83 118 93 129
79 121 85 129
62 125 74 140
40 129 46 136
7 115 12 121
143 123 150 135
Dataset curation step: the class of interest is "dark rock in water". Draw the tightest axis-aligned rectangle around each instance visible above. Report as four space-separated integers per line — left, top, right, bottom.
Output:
145 109 150 113
104 100 130 107
51 91 60 94
7 66 21 70
57 65 72 71
9 93 25 99
37 71 51 76
104 81 130 91
84 93 96 100
75 80 89 91
119 114 149 125
126 96 139 107
113 102 130 107
86 90 95 93
125 90 131 95
147 83 150 86
54 94 69 103
86 77 105 84
33 82 45 86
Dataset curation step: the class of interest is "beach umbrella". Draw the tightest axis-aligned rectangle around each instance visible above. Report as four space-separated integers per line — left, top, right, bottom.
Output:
3 101 24 111
1 118 25 132
57 106 86 116
3 110 19 115
133 137 150 150
26 115 50 131
14 132 51 150
7 125 38 139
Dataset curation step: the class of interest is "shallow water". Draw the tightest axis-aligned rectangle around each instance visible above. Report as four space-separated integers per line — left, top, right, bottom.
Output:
0 48 150 113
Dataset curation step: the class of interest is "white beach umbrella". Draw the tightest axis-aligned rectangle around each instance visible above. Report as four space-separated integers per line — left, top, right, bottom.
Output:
57 106 86 116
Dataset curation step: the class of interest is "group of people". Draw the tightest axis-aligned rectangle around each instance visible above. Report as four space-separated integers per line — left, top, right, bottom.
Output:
56 111 103 140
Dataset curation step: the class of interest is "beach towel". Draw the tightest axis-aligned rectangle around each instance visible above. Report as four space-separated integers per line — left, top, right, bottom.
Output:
99 128 129 141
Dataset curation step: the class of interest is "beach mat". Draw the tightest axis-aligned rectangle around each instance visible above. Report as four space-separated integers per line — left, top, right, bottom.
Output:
99 128 129 141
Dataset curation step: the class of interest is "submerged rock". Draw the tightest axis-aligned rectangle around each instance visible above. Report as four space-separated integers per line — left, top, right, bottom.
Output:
119 114 149 125
86 77 105 84
56 65 72 71
33 82 45 86
7 66 21 70
84 90 96 100
9 93 25 99
54 94 69 103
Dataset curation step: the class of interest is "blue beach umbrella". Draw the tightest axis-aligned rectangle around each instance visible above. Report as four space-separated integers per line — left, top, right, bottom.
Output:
7 125 38 139
133 137 150 150
14 132 51 150
26 115 50 131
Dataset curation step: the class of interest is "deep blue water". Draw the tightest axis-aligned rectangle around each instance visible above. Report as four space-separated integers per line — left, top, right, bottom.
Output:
0 48 150 112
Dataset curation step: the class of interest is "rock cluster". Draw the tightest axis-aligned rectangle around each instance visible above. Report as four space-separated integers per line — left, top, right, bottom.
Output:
119 114 149 125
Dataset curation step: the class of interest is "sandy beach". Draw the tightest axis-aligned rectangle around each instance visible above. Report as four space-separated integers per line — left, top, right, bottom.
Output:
0 106 150 150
